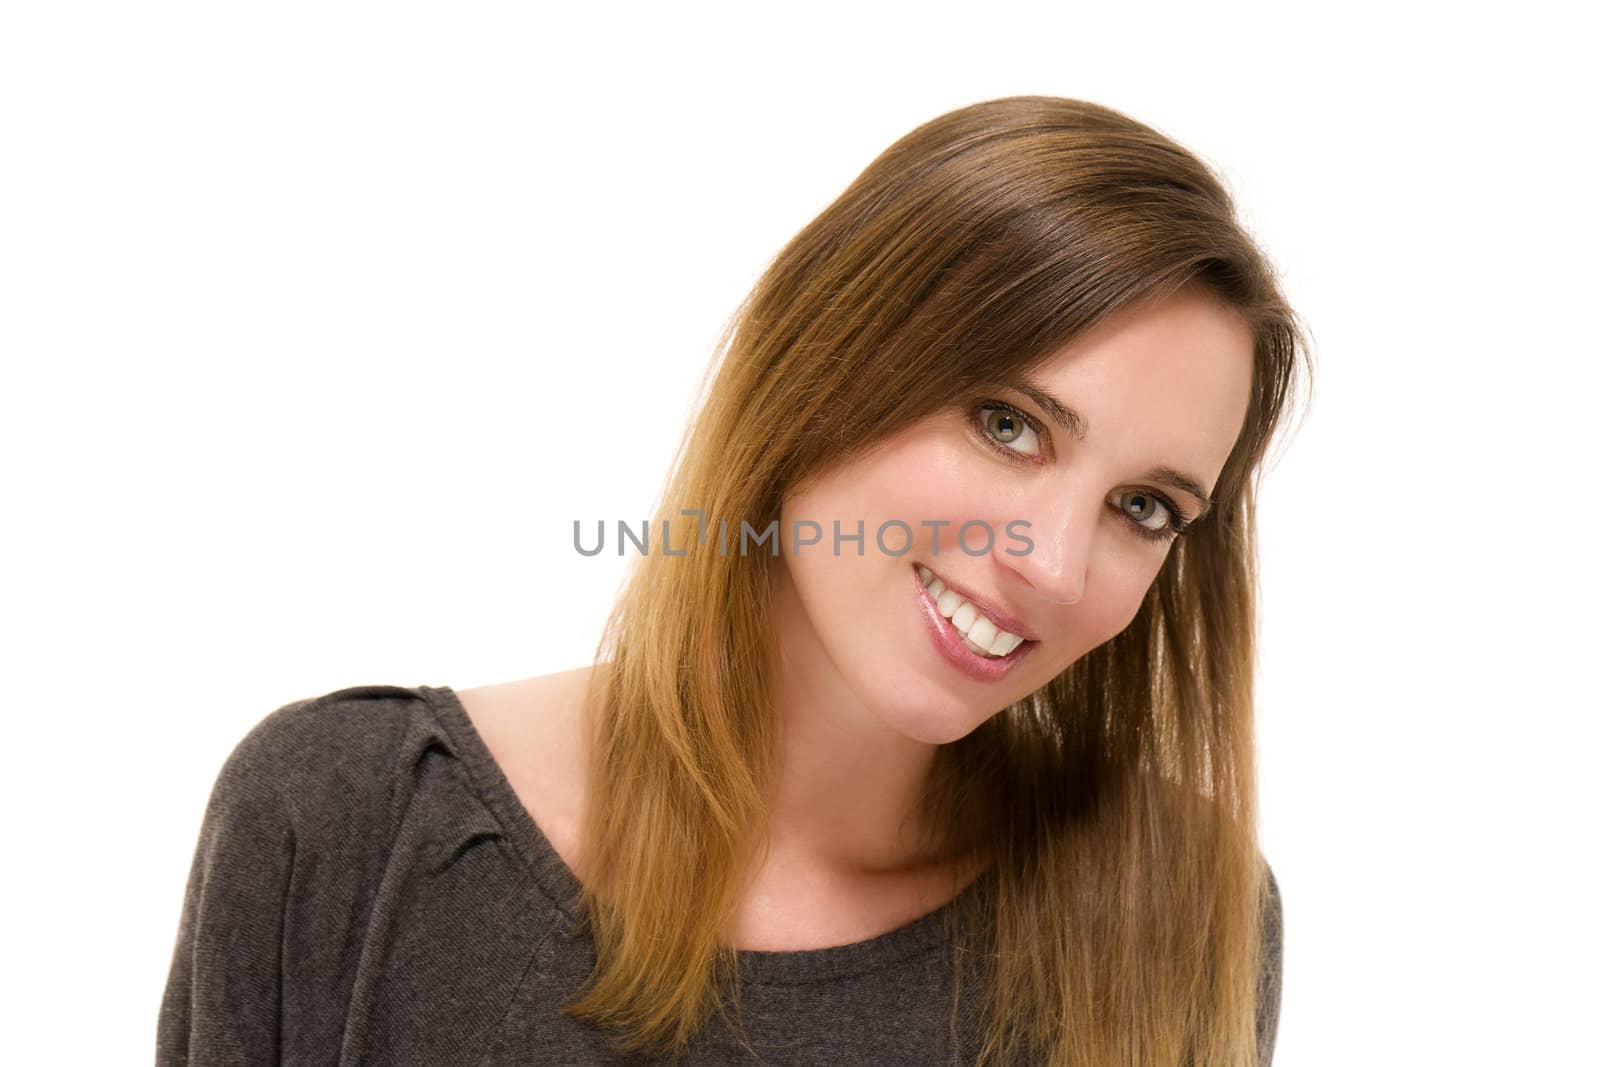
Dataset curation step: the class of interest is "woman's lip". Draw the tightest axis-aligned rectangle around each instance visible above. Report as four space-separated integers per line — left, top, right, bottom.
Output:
914 562 1040 641
913 565 1038 680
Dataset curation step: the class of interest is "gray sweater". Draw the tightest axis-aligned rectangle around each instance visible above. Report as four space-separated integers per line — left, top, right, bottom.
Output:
156 684 1282 1065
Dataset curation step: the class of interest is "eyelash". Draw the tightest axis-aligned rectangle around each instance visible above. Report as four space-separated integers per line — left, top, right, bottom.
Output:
966 400 1196 544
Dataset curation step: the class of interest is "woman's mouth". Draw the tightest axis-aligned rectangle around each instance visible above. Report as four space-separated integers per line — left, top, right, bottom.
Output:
913 562 1039 680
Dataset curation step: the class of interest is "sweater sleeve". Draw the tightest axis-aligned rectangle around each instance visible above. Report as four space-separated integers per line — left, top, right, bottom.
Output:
1256 861 1284 1065
155 700 312 1066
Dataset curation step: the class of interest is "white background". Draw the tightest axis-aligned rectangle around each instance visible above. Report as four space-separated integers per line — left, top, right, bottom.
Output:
3 2 1594 1062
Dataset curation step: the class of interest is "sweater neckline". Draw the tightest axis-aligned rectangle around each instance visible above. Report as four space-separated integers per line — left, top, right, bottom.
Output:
417 683 992 985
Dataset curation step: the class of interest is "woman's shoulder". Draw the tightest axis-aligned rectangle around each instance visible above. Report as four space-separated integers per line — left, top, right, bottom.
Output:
453 667 597 775
1260 856 1283 975
453 666 601 879
207 683 447 835
212 666 600 851
1257 857 1285 1063
454 664 599 730
226 683 436 769
160 682 557 1062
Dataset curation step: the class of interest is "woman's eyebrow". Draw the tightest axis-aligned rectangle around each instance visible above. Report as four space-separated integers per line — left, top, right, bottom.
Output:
1005 375 1215 518
1010 378 1087 442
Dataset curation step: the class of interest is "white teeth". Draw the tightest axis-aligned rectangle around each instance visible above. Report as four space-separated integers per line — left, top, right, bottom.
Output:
915 564 1028 657
990 631 1025 656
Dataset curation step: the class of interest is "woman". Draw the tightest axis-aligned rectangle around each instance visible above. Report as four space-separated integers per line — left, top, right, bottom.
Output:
158 95 1307 1065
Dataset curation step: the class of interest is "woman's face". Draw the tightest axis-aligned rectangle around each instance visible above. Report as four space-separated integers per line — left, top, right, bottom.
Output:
773 285 1256 745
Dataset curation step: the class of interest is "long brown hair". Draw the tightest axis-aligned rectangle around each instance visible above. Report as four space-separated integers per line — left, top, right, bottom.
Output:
562 95 1312 1065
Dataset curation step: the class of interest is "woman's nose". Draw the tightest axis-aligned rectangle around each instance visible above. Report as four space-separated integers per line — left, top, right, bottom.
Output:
1001 493 1096 606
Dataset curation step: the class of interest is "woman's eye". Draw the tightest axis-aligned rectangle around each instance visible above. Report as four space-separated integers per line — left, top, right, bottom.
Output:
1114 489 1182 541
977 405 1042 458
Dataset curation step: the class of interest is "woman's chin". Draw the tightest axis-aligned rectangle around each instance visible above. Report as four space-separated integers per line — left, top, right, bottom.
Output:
866 683 991 747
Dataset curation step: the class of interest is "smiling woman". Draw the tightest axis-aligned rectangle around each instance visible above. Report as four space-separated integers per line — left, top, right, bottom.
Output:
157 95 1309 1067
777 284 1255 726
